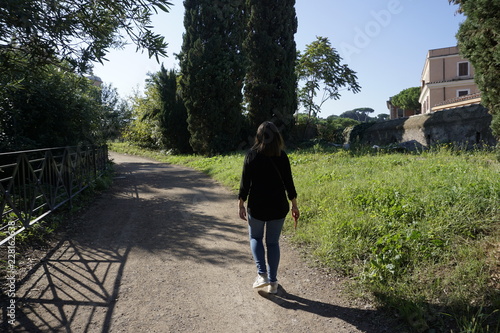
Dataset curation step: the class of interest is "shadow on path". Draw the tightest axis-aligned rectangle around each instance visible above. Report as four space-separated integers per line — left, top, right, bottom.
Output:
2 156 249 332
258 287 403 332
8 239 131 333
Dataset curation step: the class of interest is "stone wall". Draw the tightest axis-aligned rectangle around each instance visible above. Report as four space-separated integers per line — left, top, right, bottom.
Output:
347 104 496 148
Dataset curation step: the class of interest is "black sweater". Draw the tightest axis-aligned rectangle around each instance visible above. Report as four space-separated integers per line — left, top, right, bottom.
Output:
238 150 297 221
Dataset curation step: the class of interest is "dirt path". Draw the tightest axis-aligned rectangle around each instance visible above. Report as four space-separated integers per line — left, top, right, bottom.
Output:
8 152 399 332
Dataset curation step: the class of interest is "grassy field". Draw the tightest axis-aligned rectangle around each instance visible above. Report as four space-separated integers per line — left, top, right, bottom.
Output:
110 142 500 332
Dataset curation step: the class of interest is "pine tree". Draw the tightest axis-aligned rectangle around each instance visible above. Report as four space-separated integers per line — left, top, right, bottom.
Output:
180 0 245 155
244 0 298 134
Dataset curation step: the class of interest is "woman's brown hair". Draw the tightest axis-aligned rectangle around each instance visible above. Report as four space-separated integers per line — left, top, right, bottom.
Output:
251 121 284 157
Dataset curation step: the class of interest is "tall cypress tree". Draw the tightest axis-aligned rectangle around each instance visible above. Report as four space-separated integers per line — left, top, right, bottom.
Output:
156 67 192 154
244 0 298 134
180 0 245 155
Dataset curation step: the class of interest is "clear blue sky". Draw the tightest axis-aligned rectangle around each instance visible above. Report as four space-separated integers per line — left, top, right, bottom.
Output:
93 0 464 117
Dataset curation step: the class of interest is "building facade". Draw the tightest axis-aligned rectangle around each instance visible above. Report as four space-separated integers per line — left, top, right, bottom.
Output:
419 46 480 114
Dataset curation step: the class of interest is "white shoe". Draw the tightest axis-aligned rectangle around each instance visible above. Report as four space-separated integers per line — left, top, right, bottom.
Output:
253 274 270 288
268 282 278 294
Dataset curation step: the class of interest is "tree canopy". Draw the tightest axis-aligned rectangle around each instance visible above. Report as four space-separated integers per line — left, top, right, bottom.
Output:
390 87 421 112
148 66 191 153
322 116 360 143
339 108 374 122
0 0 172 72
180 0 245 155
96 83 131 143
0 0 171 151
296 36 361 119
244 0 298 134
0 62 107 150
449 0 500 137
124 86 162 149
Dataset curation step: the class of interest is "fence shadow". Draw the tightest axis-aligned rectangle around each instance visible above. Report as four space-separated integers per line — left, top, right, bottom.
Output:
2 237 130 333
1 157 249 332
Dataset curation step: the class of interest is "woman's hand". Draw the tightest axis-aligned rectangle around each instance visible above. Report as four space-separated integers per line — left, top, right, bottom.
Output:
291 206 299 230
291 206 300 220
238 199 247 220
291 198 299 229
239 206 247 220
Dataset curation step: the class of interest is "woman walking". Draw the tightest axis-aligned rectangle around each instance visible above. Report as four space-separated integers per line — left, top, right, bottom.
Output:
238 121 299 294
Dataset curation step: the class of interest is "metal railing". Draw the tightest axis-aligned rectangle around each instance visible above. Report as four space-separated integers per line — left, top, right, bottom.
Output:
0 145 108 246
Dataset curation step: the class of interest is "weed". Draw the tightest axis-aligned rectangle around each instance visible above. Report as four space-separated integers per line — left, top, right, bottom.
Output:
444 307 500 333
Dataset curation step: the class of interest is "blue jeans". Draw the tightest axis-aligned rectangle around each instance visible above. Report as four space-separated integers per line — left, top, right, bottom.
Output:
248 215 285 283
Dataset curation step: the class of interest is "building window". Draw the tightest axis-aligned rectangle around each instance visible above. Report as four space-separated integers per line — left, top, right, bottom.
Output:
458 61 469 77
457 89 470 97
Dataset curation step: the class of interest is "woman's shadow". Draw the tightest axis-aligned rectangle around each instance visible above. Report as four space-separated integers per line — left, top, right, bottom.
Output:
258 286 401 333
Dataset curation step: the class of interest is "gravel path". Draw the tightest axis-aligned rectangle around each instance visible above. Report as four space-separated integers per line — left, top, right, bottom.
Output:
9 152 399 332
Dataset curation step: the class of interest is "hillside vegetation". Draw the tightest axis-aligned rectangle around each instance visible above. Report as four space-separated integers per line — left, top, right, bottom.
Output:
110 142 499 332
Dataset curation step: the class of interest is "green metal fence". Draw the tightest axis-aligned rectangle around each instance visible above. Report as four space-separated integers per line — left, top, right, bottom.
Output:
0 145 108 246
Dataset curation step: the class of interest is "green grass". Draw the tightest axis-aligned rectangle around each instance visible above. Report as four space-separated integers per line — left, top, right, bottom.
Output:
110 141 500 332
